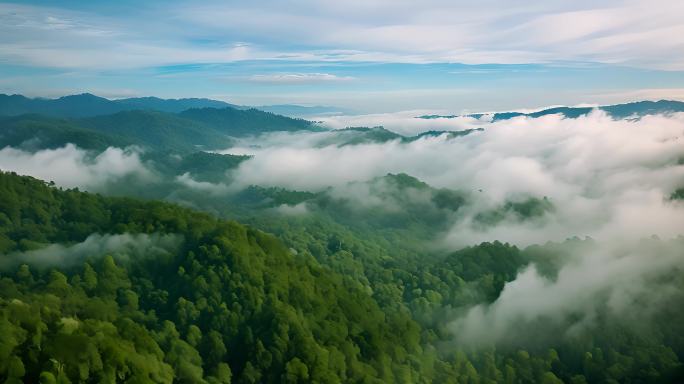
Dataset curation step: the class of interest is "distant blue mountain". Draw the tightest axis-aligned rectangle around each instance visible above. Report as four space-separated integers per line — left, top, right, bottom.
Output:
0 93 242 118
0 93 127 118
418 100 684 121
115 96 240 113
0 93 353 119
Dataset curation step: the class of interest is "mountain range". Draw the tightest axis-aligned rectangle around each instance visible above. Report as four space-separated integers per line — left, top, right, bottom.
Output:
0 93 345 119
0 93 241 118
0 94 320 153
3 93 682 155
418 100 684 121
4 93 683 122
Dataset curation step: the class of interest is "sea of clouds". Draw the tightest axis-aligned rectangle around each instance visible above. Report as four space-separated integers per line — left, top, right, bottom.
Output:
0 144 151 190
222 111 684 247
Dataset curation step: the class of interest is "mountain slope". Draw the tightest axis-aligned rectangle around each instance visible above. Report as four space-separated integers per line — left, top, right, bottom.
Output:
0 93 243 118
77 110 233 152
179 107 318 136
0 115 133 151
116 96 240 113
0 93 128 118
0 171 427 383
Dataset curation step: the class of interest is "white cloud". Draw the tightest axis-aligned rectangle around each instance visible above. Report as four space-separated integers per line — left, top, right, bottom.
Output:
449 237 684 347
274 202 310 216
0 3 271 70
177 0 684 69
222 111 684 246
0 233 183 270
248 73 356 84
0 144 152 189
175 172 231 194
3 1 684 69
316 110 484 136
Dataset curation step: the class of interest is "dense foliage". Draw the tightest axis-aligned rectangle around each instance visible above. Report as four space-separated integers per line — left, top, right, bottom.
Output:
0 172 427 383
1 95 320 154
1 171 683 383
78 111 234 153
0 115 132 152
178 107 317 137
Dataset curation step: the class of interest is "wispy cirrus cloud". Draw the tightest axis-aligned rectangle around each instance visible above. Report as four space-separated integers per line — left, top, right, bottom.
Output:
0 3 269 70
176 0 684 70
248 73 356 84
3 1 684 70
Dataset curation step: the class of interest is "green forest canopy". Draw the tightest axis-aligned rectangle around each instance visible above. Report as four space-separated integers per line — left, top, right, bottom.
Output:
1 170 683 383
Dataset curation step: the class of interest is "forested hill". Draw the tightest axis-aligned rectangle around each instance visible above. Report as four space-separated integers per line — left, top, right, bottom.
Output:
0 115 135 152
0 112 232 153
0 114 477 155
0 171 425 383
0 94 129 118
178 107 318 136
77 110 235 152
0 108 319 153
0 94 321 150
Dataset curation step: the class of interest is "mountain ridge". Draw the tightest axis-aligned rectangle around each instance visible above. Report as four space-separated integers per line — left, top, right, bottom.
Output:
0 93 347 119
417 99 684 121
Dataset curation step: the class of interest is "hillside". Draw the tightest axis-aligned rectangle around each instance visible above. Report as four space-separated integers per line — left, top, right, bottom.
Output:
179 107 318 136
0 94 129 118
0 93 242 118
0 171 428 383
0 115 133 151
76 110 233 152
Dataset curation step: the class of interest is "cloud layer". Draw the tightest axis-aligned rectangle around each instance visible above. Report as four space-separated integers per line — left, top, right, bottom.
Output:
224 111 684 246
0 233 183 270
4 1 684 69
449 237 684 347
0 144 152 190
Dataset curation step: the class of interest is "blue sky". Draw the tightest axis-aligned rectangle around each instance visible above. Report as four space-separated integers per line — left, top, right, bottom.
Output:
1 0 684 112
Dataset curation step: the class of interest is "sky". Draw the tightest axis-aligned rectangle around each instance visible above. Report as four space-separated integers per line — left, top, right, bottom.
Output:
1 0 684 113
